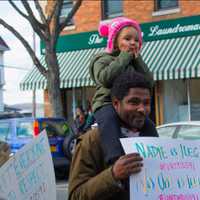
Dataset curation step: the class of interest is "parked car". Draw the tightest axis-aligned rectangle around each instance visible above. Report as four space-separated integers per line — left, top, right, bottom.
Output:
157 121 200 139
0 117 71 178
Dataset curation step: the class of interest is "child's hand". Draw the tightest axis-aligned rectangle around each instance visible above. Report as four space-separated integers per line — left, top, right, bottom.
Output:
120 45 132 54
130 45 139 58
133 48 139 58
120 45 139 58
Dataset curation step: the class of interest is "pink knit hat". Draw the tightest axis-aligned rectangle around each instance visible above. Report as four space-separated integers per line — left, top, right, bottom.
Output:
98 17 142 53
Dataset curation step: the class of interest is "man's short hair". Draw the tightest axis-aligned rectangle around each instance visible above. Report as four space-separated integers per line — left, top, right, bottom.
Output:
111 70 152 100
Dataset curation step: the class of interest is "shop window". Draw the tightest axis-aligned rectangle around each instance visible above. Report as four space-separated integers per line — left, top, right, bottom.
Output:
155 0 178 11
60 0 74 25
102 0 123 19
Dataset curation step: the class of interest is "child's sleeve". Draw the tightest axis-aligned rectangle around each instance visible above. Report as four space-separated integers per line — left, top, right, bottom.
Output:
91 52 133 88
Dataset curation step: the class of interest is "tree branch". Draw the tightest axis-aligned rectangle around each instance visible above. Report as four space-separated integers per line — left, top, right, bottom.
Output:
50 0 63 47
58 0 83 34
8 0 28 19
0 18 47 76
8 0 48 42
33 0 47 24
47 1 58 25
20 1 49 41
22 1 47 29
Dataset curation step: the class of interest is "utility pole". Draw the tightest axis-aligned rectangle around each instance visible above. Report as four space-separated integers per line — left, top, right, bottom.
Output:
32 31 36 118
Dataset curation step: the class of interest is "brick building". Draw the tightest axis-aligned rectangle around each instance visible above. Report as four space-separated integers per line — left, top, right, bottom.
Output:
21 0 200 125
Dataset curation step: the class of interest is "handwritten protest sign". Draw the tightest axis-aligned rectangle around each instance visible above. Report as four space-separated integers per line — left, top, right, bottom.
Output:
120 137 200 200
0 130 56 200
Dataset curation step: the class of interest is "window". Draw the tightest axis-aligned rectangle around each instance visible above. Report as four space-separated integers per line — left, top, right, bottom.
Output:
40 121 69 137
177 125 200 140
16 122 33 138
0 122 10 141
155 0 178 11
157 126 177 138
102 0 123 19
60 0 74 25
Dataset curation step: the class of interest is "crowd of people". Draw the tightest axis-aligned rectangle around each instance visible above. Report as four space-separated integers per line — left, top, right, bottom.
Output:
0 16 159 200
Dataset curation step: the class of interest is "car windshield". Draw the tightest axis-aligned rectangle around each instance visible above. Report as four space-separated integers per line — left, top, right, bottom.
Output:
157 126 176 138
177 125 200 140
0 122 10 141
40 120 69 137
16 121 33 138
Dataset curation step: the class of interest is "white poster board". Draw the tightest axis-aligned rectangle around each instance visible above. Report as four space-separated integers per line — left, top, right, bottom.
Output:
0 130 56 200
120 137 200 199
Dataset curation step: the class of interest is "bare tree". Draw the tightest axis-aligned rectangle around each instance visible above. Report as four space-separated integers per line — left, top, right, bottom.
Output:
0 0 83 117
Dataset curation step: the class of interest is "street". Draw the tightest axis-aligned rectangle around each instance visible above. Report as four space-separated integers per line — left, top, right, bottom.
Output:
56 180 68 200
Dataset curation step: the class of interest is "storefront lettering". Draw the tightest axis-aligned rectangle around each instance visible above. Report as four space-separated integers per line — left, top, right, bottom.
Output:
148 23 200 37
88 34 104 45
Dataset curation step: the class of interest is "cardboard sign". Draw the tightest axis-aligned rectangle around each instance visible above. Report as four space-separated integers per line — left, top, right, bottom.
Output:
0 130 56 200
120 137 200 200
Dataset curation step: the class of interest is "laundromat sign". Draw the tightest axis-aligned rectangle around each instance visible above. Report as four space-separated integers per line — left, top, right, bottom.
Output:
40 31 107 54
41 15 200 53
141 15 200 41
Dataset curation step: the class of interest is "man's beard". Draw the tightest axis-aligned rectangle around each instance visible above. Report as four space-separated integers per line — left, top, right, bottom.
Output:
130 117 145 129
119 114 146 130
125 113 146 130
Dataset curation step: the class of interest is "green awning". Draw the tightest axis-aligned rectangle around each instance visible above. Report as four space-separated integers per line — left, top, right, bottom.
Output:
143 34 200 80
20 48 104 90
20 35 200 90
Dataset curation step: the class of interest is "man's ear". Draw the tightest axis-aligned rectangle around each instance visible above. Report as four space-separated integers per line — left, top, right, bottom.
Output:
112 97 120 111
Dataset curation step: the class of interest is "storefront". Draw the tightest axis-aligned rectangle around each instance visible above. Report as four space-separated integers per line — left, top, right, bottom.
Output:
20 15 200 124
140 15 200 124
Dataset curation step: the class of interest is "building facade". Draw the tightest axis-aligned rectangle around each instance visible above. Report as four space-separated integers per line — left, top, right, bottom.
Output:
21 0 200 125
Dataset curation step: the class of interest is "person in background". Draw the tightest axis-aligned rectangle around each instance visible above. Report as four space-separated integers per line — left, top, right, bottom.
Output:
0 141 10 167
72 106 87 134
84 103 95 131
68 71 158 200
72 105 95 134
89 17 154 164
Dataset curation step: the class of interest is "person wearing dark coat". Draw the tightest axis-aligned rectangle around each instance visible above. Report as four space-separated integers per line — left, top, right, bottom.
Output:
68 71 158 200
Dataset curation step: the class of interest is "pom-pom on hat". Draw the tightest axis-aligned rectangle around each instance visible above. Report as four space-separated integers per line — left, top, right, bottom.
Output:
98 17 142 53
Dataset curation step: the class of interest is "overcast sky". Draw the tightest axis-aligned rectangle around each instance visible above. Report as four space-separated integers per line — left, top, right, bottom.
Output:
0 1 43 105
